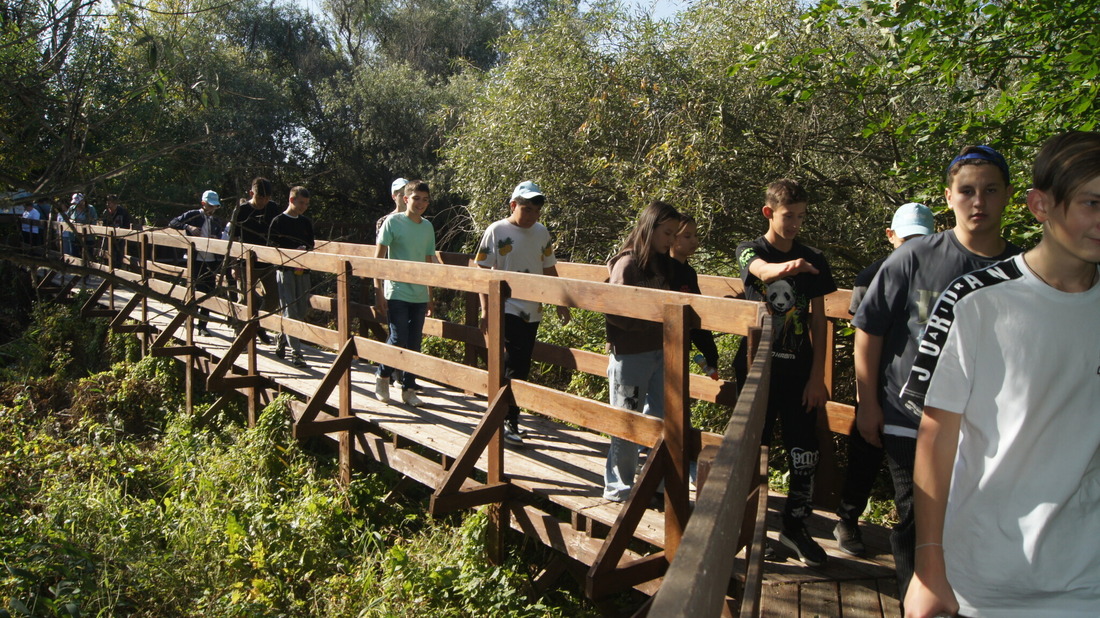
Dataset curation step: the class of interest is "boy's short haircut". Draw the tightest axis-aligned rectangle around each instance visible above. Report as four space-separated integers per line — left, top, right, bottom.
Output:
106 194 119 202
251 177 274 198
289 186 310 199
403 180 430 196
946 145 1011 186
765 179 808 208
1031 131 1100 208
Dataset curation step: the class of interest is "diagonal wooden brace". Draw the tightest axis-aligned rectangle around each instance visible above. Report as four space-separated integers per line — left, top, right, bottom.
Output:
206 321 258 390
79 279 113 318
296 339 358 426
586 438 671 598
429 384 514 516
151 311 189 350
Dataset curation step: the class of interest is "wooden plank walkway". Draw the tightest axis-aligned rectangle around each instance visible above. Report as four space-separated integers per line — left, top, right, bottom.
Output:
102 282 900 614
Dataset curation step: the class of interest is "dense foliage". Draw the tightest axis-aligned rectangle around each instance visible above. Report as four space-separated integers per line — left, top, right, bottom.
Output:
6 0 1091 270
0 302 594 616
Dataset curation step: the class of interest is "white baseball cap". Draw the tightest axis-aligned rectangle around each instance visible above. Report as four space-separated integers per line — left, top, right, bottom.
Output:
510 181 544 201
202 190 221 206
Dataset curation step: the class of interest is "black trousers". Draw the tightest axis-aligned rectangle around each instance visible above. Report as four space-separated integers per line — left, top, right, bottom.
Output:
883 434 917 600
761 365 819 529
502 314 540 424
837 416 887 523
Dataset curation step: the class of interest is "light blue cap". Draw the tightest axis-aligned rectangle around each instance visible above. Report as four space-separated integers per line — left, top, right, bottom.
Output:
891 202 934 238
510 181 544 200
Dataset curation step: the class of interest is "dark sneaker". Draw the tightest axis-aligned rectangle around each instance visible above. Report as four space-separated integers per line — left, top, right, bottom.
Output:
762 541 780 562
833 519 865 557
503 420 525 446
257 329 272 345
291 355 307 368
780 525 828 567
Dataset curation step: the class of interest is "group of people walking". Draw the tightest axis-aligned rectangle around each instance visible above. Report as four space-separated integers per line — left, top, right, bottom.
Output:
16 129 1099 617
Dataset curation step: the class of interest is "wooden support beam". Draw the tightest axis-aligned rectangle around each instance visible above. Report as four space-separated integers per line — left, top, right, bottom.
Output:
151 345 203 358
297 338 358 425
216 375 269 389
151 310 189 350
206 321 258 391
429 385 514 515
113 324 157 334
589 552 669 599
429 483 511 513
292 415 367 439
79 279 112 317
587 440 670 598
109 293 142 330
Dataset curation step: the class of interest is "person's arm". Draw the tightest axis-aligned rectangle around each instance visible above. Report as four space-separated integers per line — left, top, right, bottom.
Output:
904 406 962 618
543 265 571 324
425 253 435 318
168 211 198 234
373 243 388 320
802 295 829 411
747 257 819 284
854 328 885 447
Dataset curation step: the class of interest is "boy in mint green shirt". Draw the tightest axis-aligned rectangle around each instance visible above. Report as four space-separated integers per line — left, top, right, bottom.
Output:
373 180 435 406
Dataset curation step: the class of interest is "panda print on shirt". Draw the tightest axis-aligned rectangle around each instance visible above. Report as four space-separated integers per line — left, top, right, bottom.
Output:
736 237 836 366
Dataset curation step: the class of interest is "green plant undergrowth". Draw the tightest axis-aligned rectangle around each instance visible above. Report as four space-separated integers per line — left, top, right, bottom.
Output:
1 364 588 617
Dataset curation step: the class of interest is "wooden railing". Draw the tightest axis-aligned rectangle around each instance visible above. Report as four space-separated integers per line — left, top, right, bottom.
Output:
5 216 863 614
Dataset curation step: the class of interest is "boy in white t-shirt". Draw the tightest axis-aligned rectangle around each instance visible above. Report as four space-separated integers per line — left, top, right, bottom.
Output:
903 131 1100 618
474 181 571 446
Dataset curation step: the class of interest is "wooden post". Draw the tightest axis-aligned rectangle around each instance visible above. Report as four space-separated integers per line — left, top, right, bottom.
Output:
485 279 508 564
338 260 353 485
139 234 151 356
107 229 116 310
662 302 693 559
185 245 196 416
245 251 259 426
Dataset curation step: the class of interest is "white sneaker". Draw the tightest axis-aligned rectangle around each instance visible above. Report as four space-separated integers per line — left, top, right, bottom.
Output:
375 377 391 403
401 388 423 407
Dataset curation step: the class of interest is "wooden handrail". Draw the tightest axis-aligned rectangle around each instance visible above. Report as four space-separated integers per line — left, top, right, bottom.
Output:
647 318 774 617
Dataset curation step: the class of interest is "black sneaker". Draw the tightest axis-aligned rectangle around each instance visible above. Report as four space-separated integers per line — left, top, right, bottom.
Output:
833 519 865 557
291 355 307 368
503 420 525 446
257 329 272 345
762 541 780 562
780 525 828 567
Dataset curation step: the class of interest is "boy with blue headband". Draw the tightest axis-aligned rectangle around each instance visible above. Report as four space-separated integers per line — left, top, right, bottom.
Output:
852 146 1021 600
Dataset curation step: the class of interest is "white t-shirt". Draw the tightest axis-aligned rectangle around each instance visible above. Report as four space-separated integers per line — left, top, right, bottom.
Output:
474 219 557 322
903 254 1100 617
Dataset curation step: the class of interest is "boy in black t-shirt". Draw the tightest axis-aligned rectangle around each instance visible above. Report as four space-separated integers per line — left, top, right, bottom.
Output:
267 186 315 367
736 179 837 567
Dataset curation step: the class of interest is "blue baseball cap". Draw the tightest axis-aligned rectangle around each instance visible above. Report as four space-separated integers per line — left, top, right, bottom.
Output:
891 202 934 238
391 178 409 194
510 181 544 201
201 190 221 206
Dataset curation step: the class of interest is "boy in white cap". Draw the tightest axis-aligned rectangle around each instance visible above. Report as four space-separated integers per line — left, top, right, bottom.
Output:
473 181 572 446
375 177 409 241
834 201 934 557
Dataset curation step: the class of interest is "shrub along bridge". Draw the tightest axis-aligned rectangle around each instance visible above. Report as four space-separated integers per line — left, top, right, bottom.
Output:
7 217 900 617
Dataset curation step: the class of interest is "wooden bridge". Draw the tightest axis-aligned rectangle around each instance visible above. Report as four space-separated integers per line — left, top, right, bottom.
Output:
5 218 900 617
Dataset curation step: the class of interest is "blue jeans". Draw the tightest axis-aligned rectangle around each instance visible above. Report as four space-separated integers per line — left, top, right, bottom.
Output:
377 299 427 390
603 349 664 502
